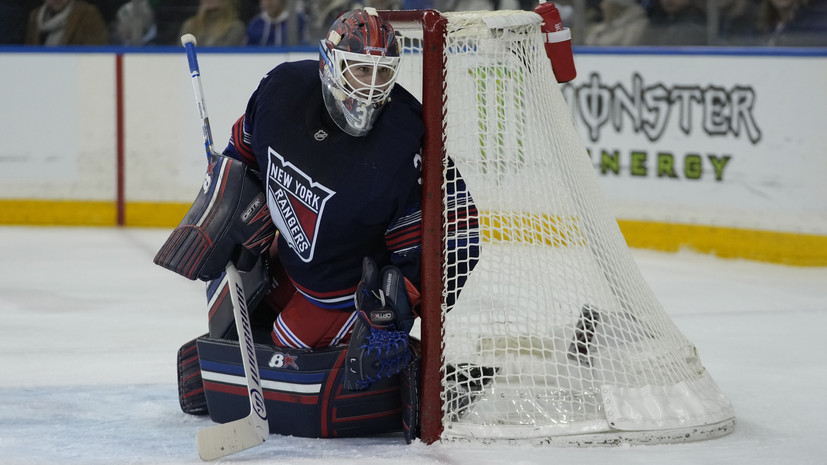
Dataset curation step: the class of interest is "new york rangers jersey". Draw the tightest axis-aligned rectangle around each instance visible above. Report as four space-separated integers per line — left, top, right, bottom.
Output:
224 60 427 310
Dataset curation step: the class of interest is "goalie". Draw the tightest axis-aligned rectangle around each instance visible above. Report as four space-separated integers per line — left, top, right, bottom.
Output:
154 8 479 443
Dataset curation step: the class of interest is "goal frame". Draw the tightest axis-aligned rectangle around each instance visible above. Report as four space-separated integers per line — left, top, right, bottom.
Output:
380 9 448 444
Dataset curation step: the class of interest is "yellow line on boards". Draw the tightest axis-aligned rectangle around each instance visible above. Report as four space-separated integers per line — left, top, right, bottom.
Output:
617 220 827 267
1 200 825 267
0 200 116 226
124 202 191 227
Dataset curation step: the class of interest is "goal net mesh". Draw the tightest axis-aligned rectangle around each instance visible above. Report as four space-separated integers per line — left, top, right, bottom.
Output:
391 10 735 443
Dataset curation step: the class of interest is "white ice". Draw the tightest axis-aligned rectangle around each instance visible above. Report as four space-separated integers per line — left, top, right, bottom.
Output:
1 226 825 464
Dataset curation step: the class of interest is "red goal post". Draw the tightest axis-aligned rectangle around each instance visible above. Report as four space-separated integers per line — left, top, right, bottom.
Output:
381 10 448 444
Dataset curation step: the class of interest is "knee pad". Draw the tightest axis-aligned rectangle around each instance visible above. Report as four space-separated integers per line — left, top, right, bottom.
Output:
205 256 273 339
195 336 410 439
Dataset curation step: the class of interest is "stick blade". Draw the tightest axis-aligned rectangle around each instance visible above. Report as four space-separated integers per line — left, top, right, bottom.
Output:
196 416 268 461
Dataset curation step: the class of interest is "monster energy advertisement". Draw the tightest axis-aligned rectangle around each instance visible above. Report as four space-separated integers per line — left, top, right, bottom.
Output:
558 53 826 234
562 72 763 181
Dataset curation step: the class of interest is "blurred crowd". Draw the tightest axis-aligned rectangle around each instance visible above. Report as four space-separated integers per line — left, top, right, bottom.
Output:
0 0 824 47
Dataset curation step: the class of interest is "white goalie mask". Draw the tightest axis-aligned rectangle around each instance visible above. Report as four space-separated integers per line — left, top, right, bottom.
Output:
318 9 401 137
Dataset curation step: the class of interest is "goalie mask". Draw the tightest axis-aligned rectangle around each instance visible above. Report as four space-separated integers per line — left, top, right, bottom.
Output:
319 8 400 137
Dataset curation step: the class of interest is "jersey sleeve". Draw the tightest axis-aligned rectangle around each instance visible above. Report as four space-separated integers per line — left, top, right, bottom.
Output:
222 86 260 168
444 158 480 308
384 158 480 309
385 190 423 290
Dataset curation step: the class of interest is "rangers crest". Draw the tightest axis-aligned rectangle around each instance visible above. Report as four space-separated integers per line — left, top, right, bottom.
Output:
266 147 335 262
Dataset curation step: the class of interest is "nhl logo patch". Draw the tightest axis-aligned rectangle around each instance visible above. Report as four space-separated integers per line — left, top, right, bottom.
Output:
266 147 336 263
314 129 328 141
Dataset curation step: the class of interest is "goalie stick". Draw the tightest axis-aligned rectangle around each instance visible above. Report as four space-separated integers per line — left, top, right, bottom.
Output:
180 33 269 461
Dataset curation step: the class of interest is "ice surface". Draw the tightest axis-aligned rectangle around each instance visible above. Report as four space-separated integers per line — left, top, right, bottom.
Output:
1 226 825 464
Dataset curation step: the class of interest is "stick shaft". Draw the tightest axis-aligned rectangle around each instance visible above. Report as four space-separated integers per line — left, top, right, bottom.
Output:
226 262 267 424
180 35 268 461
182 39 216 158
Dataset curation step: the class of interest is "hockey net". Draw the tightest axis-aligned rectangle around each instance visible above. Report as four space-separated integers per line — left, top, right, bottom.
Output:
383 10 735 444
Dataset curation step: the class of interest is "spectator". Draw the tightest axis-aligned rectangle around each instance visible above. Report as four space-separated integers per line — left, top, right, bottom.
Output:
756 0 827 46
438 0 522 9
246 0 308 45
585 0 649 46
306 0 350 43
25 0 108 45
179 0 246 46
0 0 38 44
112 0 159 45
154 0 199 45
402 0 434 7
356 0 403 9
640 0 707 45
361 0 406 10
239 0 261 23
87 0 122 25
710 0 759 45
539 0 601 45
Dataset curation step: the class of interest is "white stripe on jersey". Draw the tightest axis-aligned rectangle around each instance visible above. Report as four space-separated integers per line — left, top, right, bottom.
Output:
330 311 358 346
273 314 310 349
295 287 355 306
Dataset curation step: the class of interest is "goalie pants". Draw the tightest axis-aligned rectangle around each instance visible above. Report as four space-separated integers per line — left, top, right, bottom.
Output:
264 254 358 349
219 243 418 350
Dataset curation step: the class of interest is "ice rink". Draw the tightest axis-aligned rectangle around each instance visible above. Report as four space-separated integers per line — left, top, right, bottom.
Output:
1 226 825 464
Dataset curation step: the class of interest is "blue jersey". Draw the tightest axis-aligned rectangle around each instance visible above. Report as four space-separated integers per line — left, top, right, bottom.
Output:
224 60 427 310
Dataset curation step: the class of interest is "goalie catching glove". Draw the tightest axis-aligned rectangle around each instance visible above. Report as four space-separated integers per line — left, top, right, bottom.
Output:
344 257 416 391
154 154 276 281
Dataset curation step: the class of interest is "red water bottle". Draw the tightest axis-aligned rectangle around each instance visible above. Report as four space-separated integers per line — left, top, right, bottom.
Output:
534 1 576 83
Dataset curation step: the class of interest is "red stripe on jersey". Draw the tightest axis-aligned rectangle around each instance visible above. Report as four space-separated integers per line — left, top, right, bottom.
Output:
231 115 256 166
385 228 420 251
290 278 358 300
